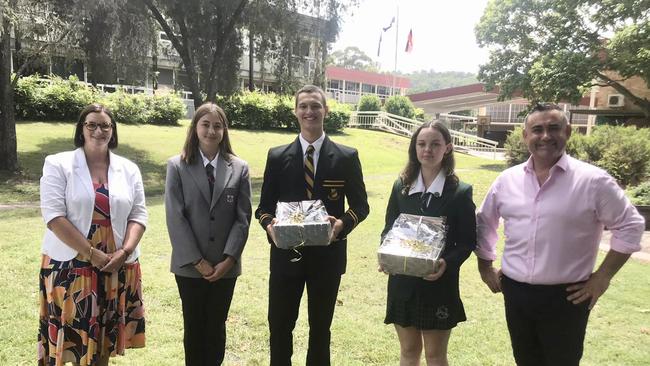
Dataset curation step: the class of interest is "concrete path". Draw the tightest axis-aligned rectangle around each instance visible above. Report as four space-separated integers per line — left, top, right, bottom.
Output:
600 230 650 262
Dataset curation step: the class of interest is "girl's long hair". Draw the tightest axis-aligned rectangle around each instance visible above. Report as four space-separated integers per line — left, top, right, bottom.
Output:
181 103 235 164
400 120 458 193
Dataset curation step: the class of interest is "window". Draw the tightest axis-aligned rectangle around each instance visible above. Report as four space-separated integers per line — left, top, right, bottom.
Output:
362 84 375 93
345 82 360 92
328 80 341 90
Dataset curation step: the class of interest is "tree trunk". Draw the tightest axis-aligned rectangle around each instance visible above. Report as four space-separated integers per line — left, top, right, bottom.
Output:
248 30 254 91
0 15 18 172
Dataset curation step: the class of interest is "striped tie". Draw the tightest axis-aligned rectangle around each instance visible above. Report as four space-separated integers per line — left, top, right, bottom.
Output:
305 145 315 199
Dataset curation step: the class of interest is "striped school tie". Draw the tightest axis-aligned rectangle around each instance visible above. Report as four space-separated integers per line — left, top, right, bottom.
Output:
305 145 315 199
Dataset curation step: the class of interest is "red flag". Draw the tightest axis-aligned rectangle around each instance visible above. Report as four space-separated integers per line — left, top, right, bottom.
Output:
405 29 413 53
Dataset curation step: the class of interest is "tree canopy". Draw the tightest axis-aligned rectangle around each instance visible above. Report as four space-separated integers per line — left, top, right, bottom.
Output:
329 46 379 72
404 70 478 94
475 0 650 116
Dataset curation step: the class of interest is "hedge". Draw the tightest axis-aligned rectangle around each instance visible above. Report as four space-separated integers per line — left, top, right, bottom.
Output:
219 91 350 133
505 125 650 186
14 74 185 125
14 75 349 132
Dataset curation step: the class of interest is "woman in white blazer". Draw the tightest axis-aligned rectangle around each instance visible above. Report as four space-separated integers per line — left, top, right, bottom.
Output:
165 102 252 365
38 104 148 366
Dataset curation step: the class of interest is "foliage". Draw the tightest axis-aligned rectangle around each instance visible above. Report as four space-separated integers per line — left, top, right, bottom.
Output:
146 93 187 125
504 126 529 166
79 0 155 85
14 75 96 120
357 94 382 111
414 107 426 121
506 124 650 186
324 99 351 132
586 126 650 186
103 91 149 125
13 74 186 125
217 90 348 132
236 91 277 129
144 0 352 106
384 95 416 119
626 181 650 206
329 46 379 71
475 0 650 115
404 70 478 94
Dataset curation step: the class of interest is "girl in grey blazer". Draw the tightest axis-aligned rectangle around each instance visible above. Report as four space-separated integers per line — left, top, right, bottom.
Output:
165 103 252 366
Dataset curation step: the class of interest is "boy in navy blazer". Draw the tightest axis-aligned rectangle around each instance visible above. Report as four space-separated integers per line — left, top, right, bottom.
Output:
255 85 369 365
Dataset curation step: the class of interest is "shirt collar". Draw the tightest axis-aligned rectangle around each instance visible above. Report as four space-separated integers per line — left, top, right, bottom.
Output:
199 148 219 169
524 152 569 173
299 133 326 155
408 169 446 197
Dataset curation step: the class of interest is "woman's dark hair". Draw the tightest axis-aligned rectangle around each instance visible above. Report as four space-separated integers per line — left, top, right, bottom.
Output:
400 120 458 193
74 104 118 148
181 102 235 164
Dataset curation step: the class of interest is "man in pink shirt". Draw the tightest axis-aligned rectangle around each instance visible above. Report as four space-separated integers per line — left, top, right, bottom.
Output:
475 103 645 366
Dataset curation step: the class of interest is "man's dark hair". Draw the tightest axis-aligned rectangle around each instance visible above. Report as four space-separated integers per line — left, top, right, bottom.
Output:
524 103 569 126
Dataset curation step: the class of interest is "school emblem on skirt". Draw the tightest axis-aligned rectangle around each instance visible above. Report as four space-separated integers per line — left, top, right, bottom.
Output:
436 305 449 320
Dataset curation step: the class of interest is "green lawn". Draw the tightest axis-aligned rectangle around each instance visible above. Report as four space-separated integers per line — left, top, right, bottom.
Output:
0 121 648 365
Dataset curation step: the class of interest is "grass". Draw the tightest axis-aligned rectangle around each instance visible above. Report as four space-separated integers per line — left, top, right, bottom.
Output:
0 121 649 365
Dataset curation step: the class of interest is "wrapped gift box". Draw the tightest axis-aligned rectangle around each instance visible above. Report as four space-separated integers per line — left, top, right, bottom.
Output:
378 213 447 277
274 200 332 249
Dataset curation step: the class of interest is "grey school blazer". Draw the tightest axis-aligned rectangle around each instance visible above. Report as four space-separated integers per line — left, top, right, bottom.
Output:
165 153 252 278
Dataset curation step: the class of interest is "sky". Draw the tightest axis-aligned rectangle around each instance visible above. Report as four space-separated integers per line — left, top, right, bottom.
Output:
333 0 491 74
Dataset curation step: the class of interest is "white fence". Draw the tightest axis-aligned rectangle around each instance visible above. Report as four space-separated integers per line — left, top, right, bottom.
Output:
349 111 500 159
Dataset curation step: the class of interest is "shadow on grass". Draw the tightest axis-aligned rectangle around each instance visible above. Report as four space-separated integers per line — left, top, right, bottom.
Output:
478 163 507 172
2 137 168 202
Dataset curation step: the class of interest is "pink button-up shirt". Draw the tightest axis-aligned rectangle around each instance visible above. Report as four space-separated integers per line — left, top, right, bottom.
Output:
476 154 644 285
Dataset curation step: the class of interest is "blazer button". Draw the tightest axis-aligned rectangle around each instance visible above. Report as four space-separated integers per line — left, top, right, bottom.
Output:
210 216 215 221
209 237 215 241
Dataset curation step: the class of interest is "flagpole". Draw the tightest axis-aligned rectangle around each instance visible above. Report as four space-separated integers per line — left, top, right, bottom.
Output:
392 5 399 96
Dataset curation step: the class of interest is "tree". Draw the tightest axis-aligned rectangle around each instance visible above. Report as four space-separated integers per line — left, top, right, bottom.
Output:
384 95 416 119
404 70 478 94
0 0 79 171
0 0 156 171
475 0 650 116
357 94 381 111
142 0 351 107
329 46 379 72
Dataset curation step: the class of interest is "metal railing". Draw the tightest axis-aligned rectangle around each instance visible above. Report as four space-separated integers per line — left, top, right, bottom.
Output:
349 111 500 159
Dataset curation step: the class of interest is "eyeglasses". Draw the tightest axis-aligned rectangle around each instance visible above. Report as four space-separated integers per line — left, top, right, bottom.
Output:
84 122 113 132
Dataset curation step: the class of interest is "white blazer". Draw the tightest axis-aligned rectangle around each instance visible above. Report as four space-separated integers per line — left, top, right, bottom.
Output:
40 148 148 262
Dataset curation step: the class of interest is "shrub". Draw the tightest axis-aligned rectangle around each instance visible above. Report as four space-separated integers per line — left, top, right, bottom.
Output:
627 181 650 206
596 132 650 186
357 94 382 111
504 126 529 166
147 93 186 125
505 124 650 185
237 91 276 129
384 95 416 119
215 94 241 127
324 99 350 133
414 107 426 121
273 94 296 130
14 75 97 120
102 91 148 124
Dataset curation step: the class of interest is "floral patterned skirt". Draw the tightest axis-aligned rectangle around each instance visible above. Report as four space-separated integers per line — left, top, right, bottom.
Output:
37 255 146 366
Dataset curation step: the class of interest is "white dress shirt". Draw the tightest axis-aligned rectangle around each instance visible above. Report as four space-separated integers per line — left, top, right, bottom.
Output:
299 133 326 174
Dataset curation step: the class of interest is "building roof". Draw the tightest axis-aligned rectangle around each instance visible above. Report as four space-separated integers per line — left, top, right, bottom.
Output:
325 66 410 89
409 83 590 114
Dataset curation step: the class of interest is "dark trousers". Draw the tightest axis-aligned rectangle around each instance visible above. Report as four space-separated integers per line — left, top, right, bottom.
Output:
268 271 342 366
175 275 237 366
501 275 591 366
